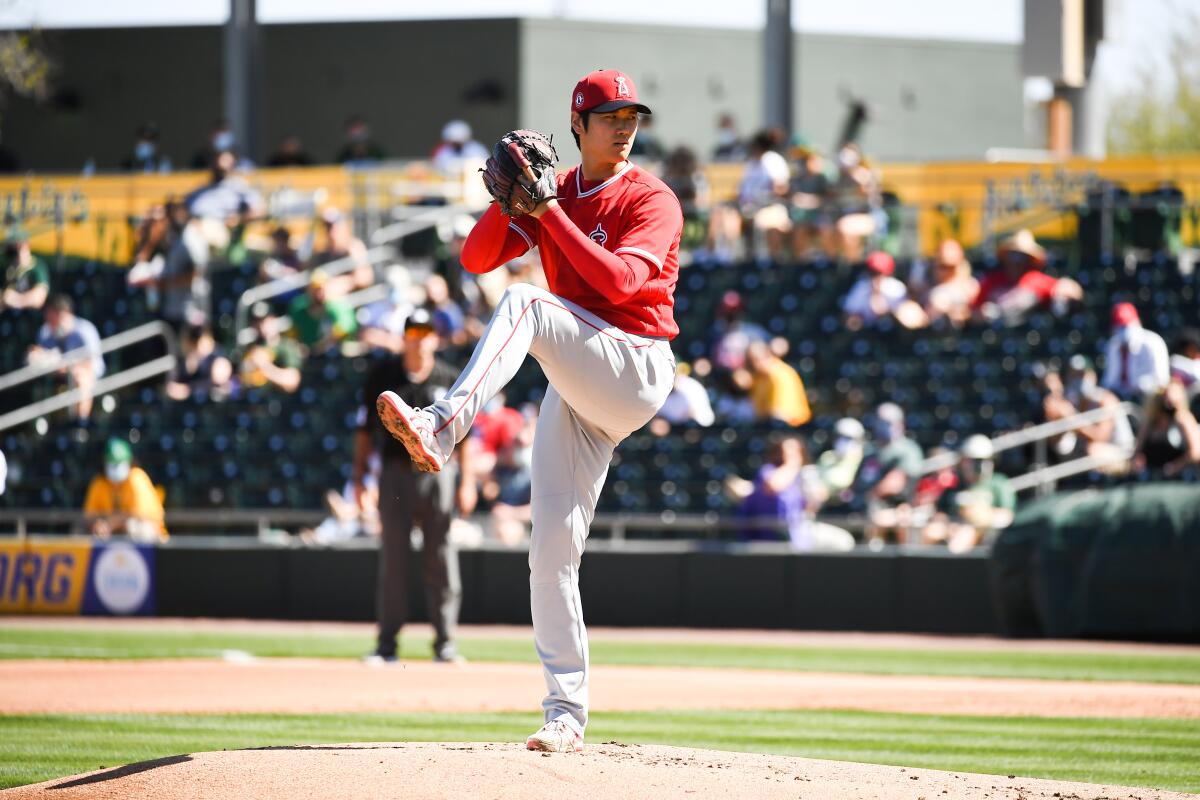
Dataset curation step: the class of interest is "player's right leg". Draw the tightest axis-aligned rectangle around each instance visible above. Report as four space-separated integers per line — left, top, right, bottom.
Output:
378 282 672 473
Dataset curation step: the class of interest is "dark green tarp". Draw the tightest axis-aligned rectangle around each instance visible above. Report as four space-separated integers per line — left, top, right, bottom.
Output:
990 483 1200 639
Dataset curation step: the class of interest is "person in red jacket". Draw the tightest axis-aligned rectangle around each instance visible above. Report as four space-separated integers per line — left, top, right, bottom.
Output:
376 68 681 753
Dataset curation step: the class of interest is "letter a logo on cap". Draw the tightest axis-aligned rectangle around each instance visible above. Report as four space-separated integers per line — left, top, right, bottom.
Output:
615 76 630 97
575 92 584 108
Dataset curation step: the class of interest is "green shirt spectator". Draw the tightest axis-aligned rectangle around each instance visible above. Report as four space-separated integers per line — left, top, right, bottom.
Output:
287 270 357 353
2 237 49 311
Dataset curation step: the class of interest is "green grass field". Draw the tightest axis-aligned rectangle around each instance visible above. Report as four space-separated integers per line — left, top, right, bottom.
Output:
2 710 1197 792
3 624 1200 684
2 624 1198 792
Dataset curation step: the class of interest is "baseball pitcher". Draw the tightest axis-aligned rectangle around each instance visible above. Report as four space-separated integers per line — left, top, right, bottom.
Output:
377 68 682 752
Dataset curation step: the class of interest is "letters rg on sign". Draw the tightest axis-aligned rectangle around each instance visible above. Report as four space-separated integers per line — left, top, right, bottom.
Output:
0 540 91 613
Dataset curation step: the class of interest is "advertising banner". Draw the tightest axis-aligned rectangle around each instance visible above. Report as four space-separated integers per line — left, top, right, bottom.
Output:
0 537 155 615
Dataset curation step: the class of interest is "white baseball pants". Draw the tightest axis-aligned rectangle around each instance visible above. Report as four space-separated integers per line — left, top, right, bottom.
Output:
427 282 675 734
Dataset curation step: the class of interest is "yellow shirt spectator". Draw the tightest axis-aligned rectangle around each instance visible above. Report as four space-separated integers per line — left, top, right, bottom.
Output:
83 465 167 542
749 352 812 427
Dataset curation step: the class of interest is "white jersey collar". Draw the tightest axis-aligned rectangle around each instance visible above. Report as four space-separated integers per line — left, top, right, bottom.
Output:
575 162 634 199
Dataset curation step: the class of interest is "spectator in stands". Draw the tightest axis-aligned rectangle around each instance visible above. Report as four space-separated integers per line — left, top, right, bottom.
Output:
661 146 710 222
469 389 526 478
267 134 313 168
629 113 666 162
128 201 212 330
300 476 381 545
165 325 232 402
814 417 867 507
239 302 302 393
259 226 304 286
358 266 415 356
1 231 49 313
311 208 374 296
922 434 1015 553
972 230 1082 325
738 130 792 263
859 402 925 546
656 362 715 428
27 295 105 422
1041 356 1133 464
479 403 536 548
829 143 880 262
337 114 386 165
186 150 265 222
287 269 357 355
1102 302 1170 400
710 290 769 373
842 251 928 330
121 122 171 173
83 438 167 543
355 308 475 663
1132 380 1200 479
743 340 811 427
431 120 489 177
915 239 978 327
711 112 745 162
423 272 467 348
190 118 240 170
732 436 855 551
1170 328 1200 401
787 138 835 258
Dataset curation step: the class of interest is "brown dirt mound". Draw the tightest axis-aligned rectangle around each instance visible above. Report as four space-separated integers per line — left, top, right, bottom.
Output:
3 658 1199 718
5 742 1194 800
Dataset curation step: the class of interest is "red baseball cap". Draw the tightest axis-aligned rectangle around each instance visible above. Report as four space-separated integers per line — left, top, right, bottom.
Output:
865 251 895 276
571 69 652 115
1112 302 1140 328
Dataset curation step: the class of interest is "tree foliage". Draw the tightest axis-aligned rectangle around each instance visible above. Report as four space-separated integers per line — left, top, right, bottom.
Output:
1106 12 1200 155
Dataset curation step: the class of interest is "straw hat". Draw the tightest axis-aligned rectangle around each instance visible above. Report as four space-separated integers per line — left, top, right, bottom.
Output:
997 229 1046 267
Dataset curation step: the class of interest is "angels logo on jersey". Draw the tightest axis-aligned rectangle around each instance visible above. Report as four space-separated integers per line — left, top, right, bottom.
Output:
589 223 608 246
615 76 630 98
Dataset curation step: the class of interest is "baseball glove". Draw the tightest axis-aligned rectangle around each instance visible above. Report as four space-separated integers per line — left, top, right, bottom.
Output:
480 129 558 217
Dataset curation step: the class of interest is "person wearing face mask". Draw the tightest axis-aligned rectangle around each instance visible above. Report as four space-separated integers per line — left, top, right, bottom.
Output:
711 112 745 162
924 435 1014 554
337 114 386 165
190 119 244 170
28 295 105 422
122 122 171 173
432 120 489 177
814 417 867 508
1042 356 1133 462
83 438 167 543
1101 302 1170 401
858 402 925 546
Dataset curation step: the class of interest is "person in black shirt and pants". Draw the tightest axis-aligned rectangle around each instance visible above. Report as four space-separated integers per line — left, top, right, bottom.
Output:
354 309 476 662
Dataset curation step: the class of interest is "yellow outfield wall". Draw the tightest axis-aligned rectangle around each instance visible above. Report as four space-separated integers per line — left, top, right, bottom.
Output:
5 155 1200 263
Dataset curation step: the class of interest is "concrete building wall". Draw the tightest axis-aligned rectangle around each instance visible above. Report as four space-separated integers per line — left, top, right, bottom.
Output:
519 19 1027 162
6 18 1024 172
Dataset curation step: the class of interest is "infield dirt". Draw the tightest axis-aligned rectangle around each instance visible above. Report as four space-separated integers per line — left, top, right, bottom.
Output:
5 742 1196 800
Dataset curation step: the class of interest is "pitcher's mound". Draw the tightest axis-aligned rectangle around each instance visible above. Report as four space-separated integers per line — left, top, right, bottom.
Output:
7 742 1192 800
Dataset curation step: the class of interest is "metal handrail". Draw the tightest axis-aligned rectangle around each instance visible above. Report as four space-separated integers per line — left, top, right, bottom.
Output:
0 320 179 394
1008 448 1133 493
368 202 478 246
915 401 1138 476
0 321 180 434
232 245 395 336
0 356 177 434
